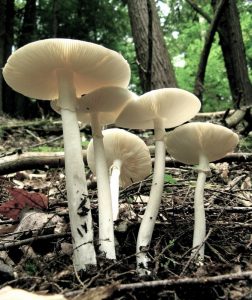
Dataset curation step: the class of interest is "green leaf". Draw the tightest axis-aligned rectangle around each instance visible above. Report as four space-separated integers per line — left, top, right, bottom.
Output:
164 174 177 184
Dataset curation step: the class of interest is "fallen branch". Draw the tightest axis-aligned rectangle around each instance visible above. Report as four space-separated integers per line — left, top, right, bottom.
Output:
0 151 250 175
116 270 252 291
65 270 252 298
0 232 71 251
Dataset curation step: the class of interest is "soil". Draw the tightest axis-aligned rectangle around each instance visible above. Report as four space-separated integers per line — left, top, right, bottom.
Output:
0 116 251 300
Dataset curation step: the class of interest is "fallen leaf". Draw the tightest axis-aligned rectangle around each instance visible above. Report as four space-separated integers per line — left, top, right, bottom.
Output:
0 188 48 220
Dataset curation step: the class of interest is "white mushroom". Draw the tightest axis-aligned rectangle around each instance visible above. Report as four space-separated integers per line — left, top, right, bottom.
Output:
3 38 130 270
55 86 135 259
165 122 239 262
87 128 152 221
116 88 201 275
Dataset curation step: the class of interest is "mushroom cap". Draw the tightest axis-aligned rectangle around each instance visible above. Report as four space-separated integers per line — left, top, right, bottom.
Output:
165 122 239 164
87 128 152 188
3 38 131 100
116 88 201 129
51 87 137 125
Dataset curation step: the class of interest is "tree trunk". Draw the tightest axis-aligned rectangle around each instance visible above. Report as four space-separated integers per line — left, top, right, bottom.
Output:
127 0 177 92
7 0 38 119
0 0 15 116
193 0 227 102
0 0 6 114
211 0 252 107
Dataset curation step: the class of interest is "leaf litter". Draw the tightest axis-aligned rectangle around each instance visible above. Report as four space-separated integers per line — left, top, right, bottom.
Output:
0 116 251 299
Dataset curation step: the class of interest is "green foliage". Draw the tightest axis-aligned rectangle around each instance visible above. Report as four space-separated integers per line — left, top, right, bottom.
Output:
164 173 177 184
160 0 252 111
24 259 37 275
239 135 252 152
11 0 252 113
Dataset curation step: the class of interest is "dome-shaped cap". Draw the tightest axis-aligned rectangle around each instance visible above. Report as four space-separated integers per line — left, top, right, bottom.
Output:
116 88 201 129
3 38 131 100
51 87 136 125
165 122 239 164
87 128 152 187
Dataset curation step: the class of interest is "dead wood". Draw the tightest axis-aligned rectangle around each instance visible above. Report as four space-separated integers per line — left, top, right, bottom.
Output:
116 270 252 290
0 150 250 175
65 270 252 298
0 232 71 251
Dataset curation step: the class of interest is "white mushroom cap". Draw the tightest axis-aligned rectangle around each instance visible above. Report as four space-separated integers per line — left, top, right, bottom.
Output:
87 128 152 187
116 88 201 129
3 38 131 100
165 122 239 165
51 86 137 125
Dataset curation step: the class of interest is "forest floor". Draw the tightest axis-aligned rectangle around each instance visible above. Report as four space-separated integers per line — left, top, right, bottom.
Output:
0 115 251 300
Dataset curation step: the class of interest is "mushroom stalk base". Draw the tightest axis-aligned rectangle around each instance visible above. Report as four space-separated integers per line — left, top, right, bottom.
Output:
58 70 96 270
191 156 208 262
61 108 97 270
93 135 116 260
136 140 166 275
110 159 122 221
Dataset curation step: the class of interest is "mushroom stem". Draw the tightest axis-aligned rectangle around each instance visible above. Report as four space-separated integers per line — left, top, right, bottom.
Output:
109 159 122 221
90 113 116 259
58 70 96 270
192 154 209 262
136 122 166 275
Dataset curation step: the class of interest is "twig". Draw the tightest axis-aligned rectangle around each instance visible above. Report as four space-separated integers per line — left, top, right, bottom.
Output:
0 232 71 250
180 228 213 275
116 270 252 291
65 270 252 298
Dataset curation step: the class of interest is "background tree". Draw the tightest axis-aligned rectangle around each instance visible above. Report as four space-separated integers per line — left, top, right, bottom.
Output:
127 0 177 92
0 0 14 114
0 0 252 118
211 0 252 108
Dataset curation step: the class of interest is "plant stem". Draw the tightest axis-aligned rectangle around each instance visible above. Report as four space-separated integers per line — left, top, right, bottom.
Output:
58 70 96 270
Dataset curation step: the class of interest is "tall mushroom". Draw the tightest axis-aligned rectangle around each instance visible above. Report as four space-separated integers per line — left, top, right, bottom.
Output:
165 122 239 262
87 128 152 221
116 88 201 274
3 38 130 271
52 86 135 259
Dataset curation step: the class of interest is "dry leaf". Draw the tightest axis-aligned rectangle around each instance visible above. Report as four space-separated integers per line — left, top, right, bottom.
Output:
0 188 48 220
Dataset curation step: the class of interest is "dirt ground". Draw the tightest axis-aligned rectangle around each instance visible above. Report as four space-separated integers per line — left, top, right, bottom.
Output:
0 116 251 300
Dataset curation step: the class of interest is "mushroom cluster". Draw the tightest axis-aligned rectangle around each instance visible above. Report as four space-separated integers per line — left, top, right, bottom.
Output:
2 38 240 277
3 38 131 270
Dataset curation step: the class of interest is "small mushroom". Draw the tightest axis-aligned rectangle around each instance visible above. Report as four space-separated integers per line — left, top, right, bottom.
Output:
87 128 152 221
3 38 130 270
165 122 239 262
116 88 201 274
52 86 135 259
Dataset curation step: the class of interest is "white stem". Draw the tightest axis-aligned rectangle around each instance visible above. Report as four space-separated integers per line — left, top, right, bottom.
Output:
58 70 96 270
192 154 209 262
136 120 166 275
91 113 116 259
109 159 122 221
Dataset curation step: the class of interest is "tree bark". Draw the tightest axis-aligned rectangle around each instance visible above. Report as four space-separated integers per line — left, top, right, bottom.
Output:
5 0 39 119
193 0 227 102
0 0 6 114
127 0 177 92
211 0 252 107
0 0 14 116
